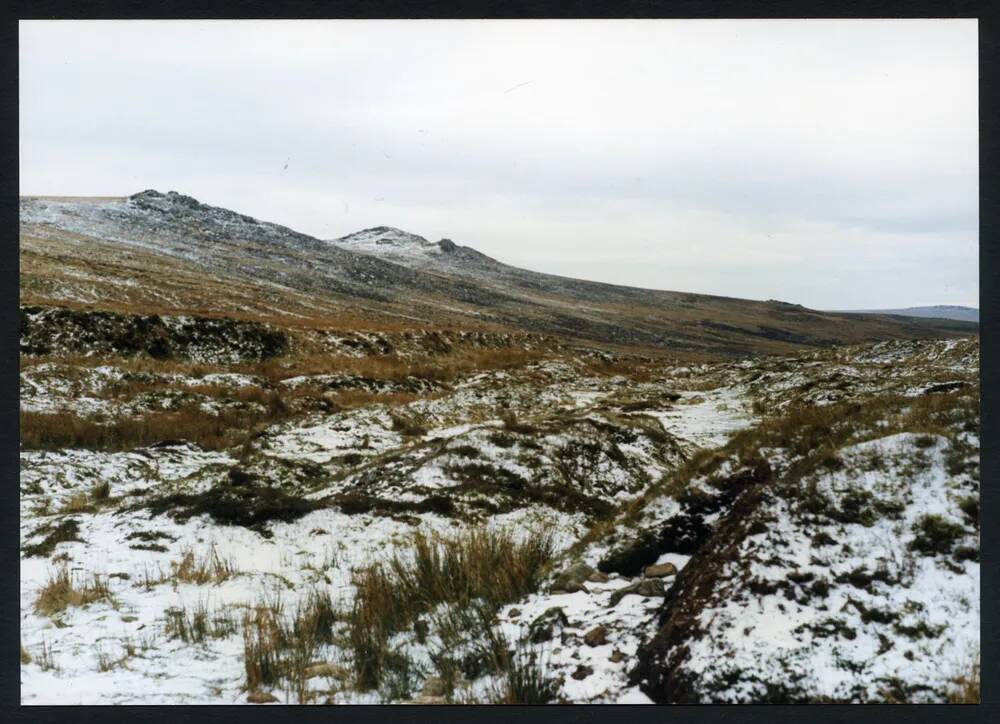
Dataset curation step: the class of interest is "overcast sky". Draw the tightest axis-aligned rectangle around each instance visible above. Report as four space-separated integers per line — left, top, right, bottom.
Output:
20 19 978 309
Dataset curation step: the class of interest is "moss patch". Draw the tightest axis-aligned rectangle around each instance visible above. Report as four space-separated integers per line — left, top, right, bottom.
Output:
23 519 84 558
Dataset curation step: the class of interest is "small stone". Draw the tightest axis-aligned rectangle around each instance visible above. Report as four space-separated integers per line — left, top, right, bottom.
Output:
587 571 610 583
571 664 594 680
609 649 625 663
608 578 666 607
551 562 597 593
583 624 607 647
421 676 448 697
304 662 351 680
635 578 666 596
644 562 678 578
508 608 521 618
247 690 279 704
529 606 569 643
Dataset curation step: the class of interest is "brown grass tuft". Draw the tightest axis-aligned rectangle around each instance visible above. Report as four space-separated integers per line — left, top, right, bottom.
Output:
349 527 554 690
34 565 114 617
241 589 340 703
164 600 240 644
20 404 288 452
948 652 980 703
171 544 240 585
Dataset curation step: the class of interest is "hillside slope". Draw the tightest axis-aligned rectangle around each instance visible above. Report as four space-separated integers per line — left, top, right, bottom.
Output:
21 191 975 359
836 306 979 323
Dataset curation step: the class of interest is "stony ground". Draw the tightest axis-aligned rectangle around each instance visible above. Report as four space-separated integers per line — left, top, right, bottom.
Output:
19 337 979 704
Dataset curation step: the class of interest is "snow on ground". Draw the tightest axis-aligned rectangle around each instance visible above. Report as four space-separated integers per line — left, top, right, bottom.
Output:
632 421 980 703
641 387 752 449
19 338 979 704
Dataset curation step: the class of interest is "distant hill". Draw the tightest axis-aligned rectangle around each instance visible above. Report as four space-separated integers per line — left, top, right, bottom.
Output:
836 306 978 323
19 191 978 359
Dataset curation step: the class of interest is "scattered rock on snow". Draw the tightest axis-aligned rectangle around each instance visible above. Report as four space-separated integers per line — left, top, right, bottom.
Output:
529 606 570 643
644 562 678 578
583 625 608 647
608 579 666 607
551 562 597 593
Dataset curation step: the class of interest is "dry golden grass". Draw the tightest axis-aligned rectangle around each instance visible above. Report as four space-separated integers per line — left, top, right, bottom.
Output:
21 226 508 336
19 352 211 376
56 481 111 514
164 600 240 644
247 347 547 384
57 493 97 515
22 345 546 384
34 565 115 617
21 386 440 454
241 590 339 702
21 401 287 452
581 355 663 381
171 544 240 585
349 527 554 690
948 652 980 703
20 344 541 454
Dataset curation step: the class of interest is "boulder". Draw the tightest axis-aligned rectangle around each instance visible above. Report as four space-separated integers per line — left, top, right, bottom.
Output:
571 664 594 680
609 649 625 663
644 562 678 578
587 571 610 583
583 624 608 647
